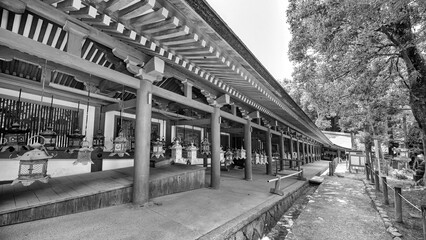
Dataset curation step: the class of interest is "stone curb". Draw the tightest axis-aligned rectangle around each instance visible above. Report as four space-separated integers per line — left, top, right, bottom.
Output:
362 179 403 240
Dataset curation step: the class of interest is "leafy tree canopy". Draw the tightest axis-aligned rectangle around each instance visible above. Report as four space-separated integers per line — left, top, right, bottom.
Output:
287 0 426 151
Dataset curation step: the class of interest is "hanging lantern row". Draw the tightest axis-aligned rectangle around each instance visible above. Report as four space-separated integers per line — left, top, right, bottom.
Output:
252 150 267 165
0 89 30 153
0 122 30 152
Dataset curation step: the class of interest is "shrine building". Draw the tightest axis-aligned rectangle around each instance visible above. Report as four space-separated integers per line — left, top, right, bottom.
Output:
0 0 345 226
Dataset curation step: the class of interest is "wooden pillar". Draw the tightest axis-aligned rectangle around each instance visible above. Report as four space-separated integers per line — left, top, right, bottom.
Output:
308 143 312 163
127 56 164 205
133 79 154 205
290 137 294 168
302 141 306 165
244 118 252 180
266 128 272 175
297 138 300 169
165 119 172 146
279 131 284 171
183 79 193 99
211 105 221 189
231 104 237 115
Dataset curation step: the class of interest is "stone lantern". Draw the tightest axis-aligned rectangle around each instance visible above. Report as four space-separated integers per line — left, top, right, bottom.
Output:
225 148 234 164
170 138 185 164
185 142 198 164
393 147 411 169
219 146 225 163
12 136 53 186
239 146 246 159
253 151 260 164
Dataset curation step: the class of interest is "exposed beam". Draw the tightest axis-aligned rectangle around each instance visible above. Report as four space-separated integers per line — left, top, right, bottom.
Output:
0 0 26 13
0 73 106 106
177 118 210 126
102 98 136 112
0 28 140 89
21 0 150 64
152 85 213 113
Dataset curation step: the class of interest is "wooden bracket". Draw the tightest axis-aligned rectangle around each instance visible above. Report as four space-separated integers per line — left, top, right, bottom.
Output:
248 111 260 119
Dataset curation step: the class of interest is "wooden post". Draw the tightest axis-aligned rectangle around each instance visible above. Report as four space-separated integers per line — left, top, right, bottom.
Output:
375 170 380 191
279 131 284 171
395 186 403 223
382 176 389 205
329 161 333 176
244 118 252 181
290 137 294 169
422 205 426 240
296 137 300 170
302 141 306 165
211 105 221 189
133 79 154 205
266 128 272 175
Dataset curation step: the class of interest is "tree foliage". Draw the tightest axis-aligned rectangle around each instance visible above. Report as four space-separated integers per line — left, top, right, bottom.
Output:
287 0 426 154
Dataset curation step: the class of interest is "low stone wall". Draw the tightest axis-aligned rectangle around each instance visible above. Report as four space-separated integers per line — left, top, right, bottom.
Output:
227 182 309 240
198 181 310 240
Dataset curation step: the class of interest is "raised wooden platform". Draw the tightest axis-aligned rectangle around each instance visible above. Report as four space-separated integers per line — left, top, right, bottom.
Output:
0 165 205 226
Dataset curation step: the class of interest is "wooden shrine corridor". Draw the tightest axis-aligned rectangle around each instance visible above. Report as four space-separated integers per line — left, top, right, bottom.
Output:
0 165 205 226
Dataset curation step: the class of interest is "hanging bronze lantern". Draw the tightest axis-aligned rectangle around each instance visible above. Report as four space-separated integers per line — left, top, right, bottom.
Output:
66 128 85 153
200 138 211 155
12 135 53 186
151 137 165 158
40 96 56 150
185 142 198 164
1 122 30 152
93 128 105 149
109 128 130 157
40 124 57 150
74 139 94 165
1 89 30 152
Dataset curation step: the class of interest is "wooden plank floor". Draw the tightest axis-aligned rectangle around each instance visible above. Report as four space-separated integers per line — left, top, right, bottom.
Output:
0 168 134 214
0 165 205 215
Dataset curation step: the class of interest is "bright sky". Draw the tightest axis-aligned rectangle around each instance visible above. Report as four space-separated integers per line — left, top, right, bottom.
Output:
205 0 293 81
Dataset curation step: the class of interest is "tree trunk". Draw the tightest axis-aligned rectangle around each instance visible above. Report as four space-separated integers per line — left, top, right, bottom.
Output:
383 12 426 159
365 141 374 183
422 132 426 185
